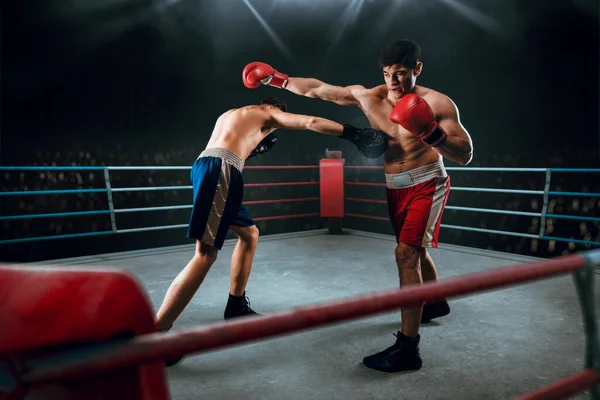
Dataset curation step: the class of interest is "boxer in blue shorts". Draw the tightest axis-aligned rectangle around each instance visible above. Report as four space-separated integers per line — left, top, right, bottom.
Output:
155 96 388 365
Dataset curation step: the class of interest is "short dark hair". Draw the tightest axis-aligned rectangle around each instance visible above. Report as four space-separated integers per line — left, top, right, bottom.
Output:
379 40 421 69
257 96 287 112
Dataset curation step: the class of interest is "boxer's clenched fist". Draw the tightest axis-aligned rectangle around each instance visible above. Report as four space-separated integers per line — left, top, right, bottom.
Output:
390 94 448 147
339 125 389 159
242 62 289 89
247 133 278 159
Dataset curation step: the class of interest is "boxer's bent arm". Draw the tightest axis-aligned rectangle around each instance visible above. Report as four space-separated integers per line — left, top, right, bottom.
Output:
434 98 473 166
269 112 343 136
285 78 363 106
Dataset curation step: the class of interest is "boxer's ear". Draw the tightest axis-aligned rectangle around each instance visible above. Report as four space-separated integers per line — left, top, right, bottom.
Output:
414 62 423 77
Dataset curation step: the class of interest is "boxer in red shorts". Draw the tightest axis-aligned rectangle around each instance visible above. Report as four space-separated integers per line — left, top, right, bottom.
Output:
243 40 473 372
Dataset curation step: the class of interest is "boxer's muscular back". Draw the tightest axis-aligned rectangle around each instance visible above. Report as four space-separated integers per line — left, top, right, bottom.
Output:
206 106 275 160
354 85 443 174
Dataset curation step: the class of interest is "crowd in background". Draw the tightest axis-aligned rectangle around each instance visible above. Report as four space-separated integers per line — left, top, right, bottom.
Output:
1 141 598 261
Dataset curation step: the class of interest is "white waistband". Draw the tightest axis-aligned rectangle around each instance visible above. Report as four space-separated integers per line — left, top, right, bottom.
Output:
385 160 447 188
199 148 244 172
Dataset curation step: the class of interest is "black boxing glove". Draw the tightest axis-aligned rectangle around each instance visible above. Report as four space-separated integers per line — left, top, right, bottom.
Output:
339 124 389 159
248 133 278 159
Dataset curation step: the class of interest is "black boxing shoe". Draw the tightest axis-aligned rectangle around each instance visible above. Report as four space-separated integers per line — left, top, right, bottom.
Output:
224 292 260 320
421 300 451 323
164 325 183 367
363 332 422 373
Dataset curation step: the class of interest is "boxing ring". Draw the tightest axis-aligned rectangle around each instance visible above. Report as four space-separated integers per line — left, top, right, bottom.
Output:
1 157 599 399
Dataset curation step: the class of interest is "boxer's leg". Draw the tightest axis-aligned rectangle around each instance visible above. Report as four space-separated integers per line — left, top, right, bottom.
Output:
396 242 424 338
363 185 423 373
155 240 218 332
420 249 438 282
386 184 426 335
158 249 215 367
364 174 452 372
225 205 260 319
420 249 450 323
419 175 452 323
158 153 241 331
156 155 223 332
393 176 451 334
229 224 259 296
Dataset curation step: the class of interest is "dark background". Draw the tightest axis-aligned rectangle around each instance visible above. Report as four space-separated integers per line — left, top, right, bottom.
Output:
2 0 599 262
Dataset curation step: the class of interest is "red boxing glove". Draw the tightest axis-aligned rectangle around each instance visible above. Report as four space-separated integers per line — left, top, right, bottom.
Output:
389 94 448 147
242 62 289 89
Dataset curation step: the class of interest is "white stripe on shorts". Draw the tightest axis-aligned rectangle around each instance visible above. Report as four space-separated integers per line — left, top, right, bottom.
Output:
421 176 449 247
201 162 231 246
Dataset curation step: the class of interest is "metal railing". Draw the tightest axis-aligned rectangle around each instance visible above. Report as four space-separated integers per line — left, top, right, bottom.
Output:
345 167 600 247
1 166 598 247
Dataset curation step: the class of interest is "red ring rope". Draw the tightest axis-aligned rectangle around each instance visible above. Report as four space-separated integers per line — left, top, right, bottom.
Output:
245 182 318 187
21 254 586 386
243 197 319 205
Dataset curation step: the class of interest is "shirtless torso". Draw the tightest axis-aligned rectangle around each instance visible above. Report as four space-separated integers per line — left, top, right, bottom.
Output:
204 103 347 161
353 84 446 174
205 106 278 161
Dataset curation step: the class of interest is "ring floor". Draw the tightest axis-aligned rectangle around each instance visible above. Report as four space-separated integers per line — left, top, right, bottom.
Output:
35 229 598 400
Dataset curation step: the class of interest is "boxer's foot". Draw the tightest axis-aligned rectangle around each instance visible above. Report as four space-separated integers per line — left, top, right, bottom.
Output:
165 325 183 367
363 332 422 373
224 292 260 320
421 300 450 323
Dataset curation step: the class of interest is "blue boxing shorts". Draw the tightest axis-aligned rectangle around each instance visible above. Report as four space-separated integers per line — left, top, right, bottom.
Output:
187 148 254 250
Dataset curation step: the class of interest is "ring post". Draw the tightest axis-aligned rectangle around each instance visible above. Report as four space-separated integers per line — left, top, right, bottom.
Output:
320 150 345 234
574 249 600 399
103 167 118 233
539 169 552 238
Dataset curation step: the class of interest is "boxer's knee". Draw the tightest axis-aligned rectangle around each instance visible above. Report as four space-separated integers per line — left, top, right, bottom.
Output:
233 224 260 247
395 242 422 270
421 247 434 265
195 240 218 264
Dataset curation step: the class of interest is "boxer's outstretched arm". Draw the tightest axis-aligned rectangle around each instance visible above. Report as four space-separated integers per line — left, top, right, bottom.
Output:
268 109 388 159
269 111 343 136
435 99 473 166
285 78 364 106
242 62 364 106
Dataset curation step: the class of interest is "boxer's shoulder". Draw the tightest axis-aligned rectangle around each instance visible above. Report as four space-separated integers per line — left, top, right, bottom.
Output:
217 107 246 122
235 105 270 118
357 85 388 105
219 106 271 128
238 105 263 112
416 86 451 101
343 84 372 99
414 85 439 99
415 86 456 116
371 84 388 97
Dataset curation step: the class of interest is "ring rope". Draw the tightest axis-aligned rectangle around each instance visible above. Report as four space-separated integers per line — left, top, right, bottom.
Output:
16 250 599 400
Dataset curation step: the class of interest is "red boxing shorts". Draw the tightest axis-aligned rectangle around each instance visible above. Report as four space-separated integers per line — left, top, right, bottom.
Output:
385 160 450 248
